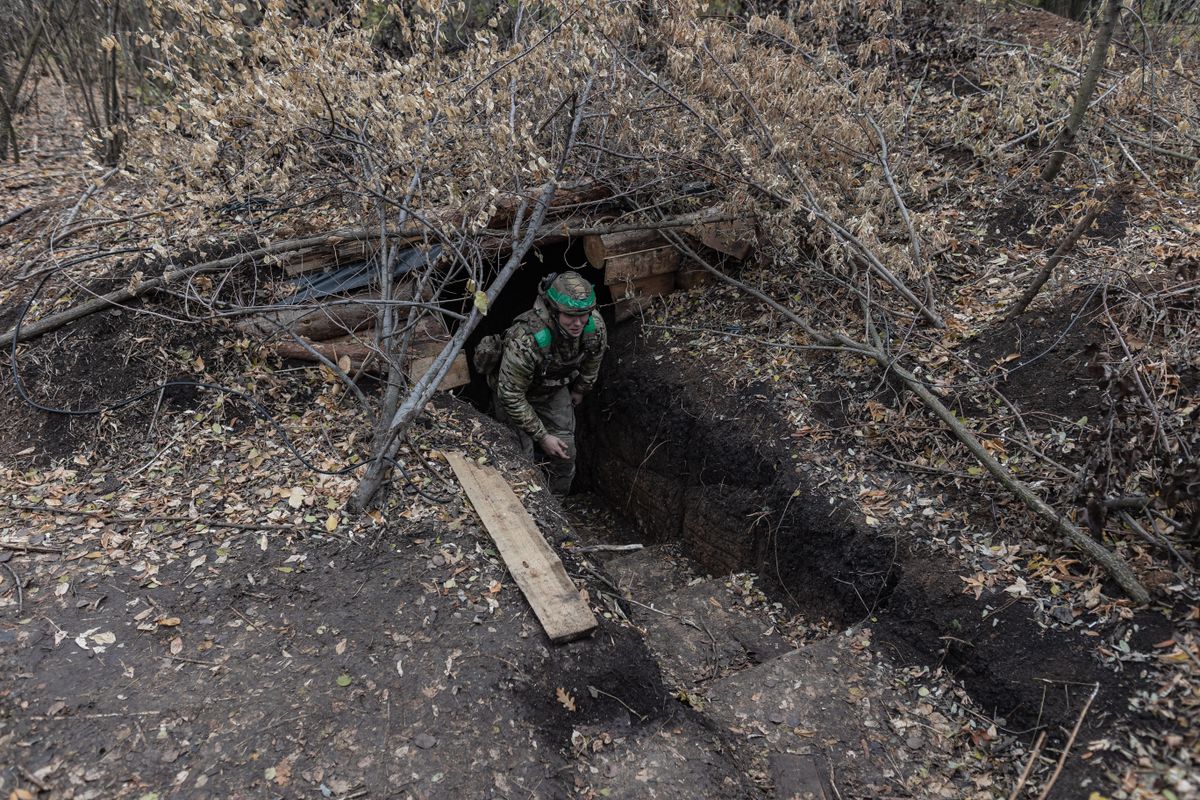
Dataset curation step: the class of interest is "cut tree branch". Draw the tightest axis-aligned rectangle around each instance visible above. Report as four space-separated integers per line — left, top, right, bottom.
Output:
1004 190 1113 321
664 231 1150 605
1041 0 1122 182
0 228 421 349
348 76 597 512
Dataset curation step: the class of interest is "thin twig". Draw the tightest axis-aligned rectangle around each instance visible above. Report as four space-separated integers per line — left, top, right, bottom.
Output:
1035 684 1098 800
588 684 649 723
1005 192 1113 321
17 766 49 792
2 503 310 532
0 205 33 228
51 167 118 246
0 541 62 554
1007 731 1047 800
569 543 645 553
1115 136 1163 195
866 115 924 273
163 654 222 668
1121 511 1188 566
1 560 24 615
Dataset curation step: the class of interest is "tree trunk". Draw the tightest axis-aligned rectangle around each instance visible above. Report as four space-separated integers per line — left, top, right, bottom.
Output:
1040 0 1122 183
101 0 124 166
346 182 561 512
1004 190 1112 321
0 19 47 162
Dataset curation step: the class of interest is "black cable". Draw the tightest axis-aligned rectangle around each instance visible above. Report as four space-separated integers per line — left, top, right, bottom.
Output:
393 458 455 504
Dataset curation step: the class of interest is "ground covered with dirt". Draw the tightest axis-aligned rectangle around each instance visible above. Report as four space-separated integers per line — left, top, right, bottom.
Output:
0 388 762 799
3 2 1200 799
579 318 1186 797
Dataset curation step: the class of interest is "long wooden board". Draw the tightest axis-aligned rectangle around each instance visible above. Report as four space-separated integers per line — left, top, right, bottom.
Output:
445 453 597 643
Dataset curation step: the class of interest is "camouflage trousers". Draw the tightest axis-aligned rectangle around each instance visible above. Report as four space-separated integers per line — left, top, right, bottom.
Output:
493 386 576 496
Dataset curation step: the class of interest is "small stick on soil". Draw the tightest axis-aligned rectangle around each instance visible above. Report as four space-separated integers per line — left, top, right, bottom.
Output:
52 168 119 246
1034 684 1098 800
17 765 49 792
75 709 164 719
588 684 649 723
0 541 62 554
1121 511 1189 566
570 543 644 553
164 654 222 668
2 503 308 532
228 604 276 634
1007 731 1046 800
1 205 33 228
1 560 24 615
866 116 925 276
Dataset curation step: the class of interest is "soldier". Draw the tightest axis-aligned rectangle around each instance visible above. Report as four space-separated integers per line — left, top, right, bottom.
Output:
485 271 607 495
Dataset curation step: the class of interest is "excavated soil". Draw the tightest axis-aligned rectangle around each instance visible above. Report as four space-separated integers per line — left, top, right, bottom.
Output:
576 321 1169 796
0 402 761 799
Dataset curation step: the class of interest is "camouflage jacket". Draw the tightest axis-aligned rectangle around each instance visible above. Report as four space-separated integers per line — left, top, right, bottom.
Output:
494 298 607 442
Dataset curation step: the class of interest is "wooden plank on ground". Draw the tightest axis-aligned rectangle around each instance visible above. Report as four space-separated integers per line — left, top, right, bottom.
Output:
768 753 831 800
445 453 597 643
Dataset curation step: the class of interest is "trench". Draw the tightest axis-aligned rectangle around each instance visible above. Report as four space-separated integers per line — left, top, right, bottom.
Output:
460 251 1142 793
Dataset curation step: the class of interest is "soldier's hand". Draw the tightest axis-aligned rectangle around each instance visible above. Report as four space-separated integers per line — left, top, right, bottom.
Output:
539 434 570 460
570 391 584 407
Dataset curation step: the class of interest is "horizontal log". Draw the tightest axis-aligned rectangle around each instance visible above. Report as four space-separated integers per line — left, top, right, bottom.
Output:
278 238 380 276
603 247 679 285
272 339 375 365
236 280 440 340
609 271 676 301
410 351 470 390
270 332 466 391
584 228 671 267
293 305 376 341
489 182 612 229
675 206 756 260
238 302 374 339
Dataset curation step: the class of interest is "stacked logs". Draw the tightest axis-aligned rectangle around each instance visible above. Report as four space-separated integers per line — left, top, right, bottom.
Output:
239 280 470 390
240 200 751 387
241 181 619 387
583 207 755 322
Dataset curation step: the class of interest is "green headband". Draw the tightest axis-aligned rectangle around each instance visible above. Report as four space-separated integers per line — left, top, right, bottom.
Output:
546 285 595 311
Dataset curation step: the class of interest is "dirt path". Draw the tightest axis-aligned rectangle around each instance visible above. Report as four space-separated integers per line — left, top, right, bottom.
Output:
1 409 767 799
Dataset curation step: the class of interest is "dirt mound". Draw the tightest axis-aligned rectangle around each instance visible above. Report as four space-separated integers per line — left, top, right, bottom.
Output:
578 322 1172 797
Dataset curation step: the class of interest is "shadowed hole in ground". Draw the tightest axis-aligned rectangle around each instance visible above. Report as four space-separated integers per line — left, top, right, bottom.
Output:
457 256 1152 797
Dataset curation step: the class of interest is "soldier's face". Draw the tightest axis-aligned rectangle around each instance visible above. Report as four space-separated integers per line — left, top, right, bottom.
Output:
557 312 587 338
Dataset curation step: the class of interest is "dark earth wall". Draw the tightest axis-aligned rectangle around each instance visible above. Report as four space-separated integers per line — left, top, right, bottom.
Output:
576 324 1168 796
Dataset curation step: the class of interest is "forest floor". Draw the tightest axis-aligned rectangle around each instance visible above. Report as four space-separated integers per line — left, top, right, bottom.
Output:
1 3 1199 800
